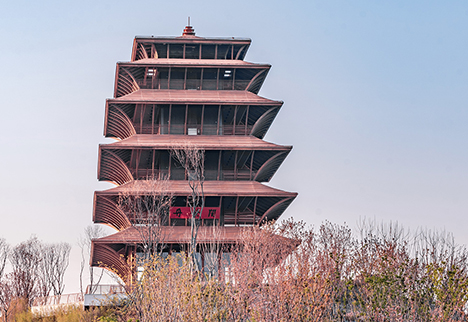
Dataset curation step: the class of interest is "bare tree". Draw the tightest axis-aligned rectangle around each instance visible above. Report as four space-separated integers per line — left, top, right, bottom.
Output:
118 179 173 263
199 225 225 279
42 242 71 296
9 237 41 306
0 275 13 322
79 225 106 296
171 143 205 273
0 239 9 280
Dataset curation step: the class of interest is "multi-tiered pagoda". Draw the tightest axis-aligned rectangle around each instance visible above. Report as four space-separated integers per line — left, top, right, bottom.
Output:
90 25 297 284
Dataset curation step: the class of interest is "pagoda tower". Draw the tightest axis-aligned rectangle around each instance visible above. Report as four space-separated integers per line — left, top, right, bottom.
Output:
90 25 297 283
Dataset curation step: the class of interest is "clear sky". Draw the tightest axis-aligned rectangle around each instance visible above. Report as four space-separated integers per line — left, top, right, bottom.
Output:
0 0 467 293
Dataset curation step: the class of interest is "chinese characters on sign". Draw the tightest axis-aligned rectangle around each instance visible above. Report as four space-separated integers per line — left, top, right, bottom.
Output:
170 207 220 219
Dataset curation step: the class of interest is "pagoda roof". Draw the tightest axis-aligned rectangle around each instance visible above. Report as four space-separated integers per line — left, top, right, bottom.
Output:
135 36 251 43
94 226 246 245
100 135 291 151
96 181 297 198
108 90 282 105
118 59 270 68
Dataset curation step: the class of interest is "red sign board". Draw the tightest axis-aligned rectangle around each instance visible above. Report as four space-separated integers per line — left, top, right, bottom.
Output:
170 207 220 220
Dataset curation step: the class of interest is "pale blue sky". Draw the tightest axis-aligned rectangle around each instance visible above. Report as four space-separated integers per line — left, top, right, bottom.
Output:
0 0 467 292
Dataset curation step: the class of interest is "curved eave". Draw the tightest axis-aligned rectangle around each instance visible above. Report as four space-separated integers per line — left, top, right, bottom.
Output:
90 242 131 283
93 193 132 231
254 150 291 182
258 197 296 224
250 106 281 139
98 149 134 185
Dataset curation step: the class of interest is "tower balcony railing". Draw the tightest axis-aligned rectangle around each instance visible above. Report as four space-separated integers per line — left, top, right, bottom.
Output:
134 169 169 180
86 284 125 295
136 79 253 92
224 210 257 225
32 293 84 307
133 169 256 181
138 124 253 136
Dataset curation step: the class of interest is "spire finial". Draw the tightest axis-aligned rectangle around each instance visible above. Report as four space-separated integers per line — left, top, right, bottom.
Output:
182 18 196 36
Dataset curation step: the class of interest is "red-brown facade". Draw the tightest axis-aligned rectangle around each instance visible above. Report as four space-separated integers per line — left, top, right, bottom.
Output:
91 26 297 283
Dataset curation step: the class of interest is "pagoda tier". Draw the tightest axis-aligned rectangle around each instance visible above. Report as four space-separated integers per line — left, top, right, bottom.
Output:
93 181 297 230
91 225 297 284
114 60 270 97
105 90 282 139
132 36 251 61
98 135 291 184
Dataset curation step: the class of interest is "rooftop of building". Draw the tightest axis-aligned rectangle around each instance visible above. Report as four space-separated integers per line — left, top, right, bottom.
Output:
134 23 251 43
135 35 251 42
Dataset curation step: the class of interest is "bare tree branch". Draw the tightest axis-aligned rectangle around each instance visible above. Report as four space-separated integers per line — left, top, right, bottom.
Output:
0 239 9 280
79 225 107 296
171 143 205 274
9 237 41 306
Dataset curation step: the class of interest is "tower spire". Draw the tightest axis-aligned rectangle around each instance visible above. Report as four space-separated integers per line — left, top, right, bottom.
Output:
182 17 195 36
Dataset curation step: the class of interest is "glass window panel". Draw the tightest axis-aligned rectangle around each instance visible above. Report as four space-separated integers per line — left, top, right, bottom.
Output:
217 45 231 59
157 68 169 89
154 44 167 58
221 106 235 125
169 44 183 58
222 151 235 170
236 106 247 125
233 45 243 60
159 105 170 134
186 68 201 90
202 68 217 90
219 68 233 90
158 151 169 178
185 44 199 59
201 45 216 59
170 105 186 134
141 105 153 134
187 105 202 125
173 196 187 206
205 196 220 207
202 105 218 135
171 156 185 180
205 151 219 180
169 68 185 89
234 68 257 90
